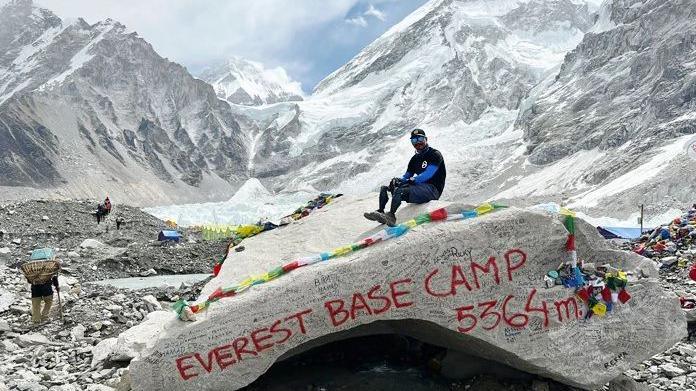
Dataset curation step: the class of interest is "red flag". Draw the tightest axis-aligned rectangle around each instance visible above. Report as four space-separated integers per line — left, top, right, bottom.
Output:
618 289 631 304
213 263 222 277
282 261 300 273
565 235 576 251
429 208 448 221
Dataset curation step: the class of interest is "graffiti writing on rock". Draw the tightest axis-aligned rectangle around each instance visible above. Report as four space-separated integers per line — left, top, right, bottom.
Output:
175 309 312 380
604 352 628 369
172 247 586 382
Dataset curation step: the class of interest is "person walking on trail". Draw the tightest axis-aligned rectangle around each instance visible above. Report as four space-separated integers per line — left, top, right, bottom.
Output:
31 275 59 323
104 197 112 214
364 128 446 227
96 203 104 224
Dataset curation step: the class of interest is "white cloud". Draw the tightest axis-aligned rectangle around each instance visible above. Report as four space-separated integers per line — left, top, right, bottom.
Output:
346 16 369 27
36 0 358 66
345 3 386 28
365 4 386 21
33 0 427 90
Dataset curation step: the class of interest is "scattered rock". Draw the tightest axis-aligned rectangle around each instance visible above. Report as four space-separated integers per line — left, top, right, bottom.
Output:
49 385 79 391
80 239 105 249
141 295 161 312
531 380 550 391
2 340 19 352
70 324 86 341
139 268 157 277
18 333 54 346
607 374 651 391
659 362 686 378
0 289 15 312
0 199 220 390
679 346 696 357
85 385 116 391
91 338 118 368
105 368 131 391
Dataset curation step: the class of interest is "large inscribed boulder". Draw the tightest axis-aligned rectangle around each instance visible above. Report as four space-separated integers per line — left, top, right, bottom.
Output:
127 197 685 390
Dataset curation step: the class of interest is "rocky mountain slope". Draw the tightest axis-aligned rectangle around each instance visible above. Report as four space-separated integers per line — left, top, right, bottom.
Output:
198 57 303 106
495 0 696 215
243 0 693 219
247 0 598 197
0 0 248 205
1 0 693 218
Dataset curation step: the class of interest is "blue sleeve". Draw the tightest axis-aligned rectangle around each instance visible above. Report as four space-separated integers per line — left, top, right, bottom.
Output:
401 172 413 181
414 165 438 183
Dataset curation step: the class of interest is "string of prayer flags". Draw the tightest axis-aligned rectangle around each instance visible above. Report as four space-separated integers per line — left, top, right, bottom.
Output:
554 208 632 319
173 202 507 320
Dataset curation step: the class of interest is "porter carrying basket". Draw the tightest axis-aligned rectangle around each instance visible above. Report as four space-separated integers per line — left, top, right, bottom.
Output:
20 260 61 284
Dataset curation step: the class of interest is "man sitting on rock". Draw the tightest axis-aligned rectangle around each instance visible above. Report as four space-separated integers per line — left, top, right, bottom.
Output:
31 275 59 323
364 129 446 227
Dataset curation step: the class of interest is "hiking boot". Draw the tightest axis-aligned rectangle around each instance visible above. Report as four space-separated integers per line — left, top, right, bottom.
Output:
383 212 397 227
371 212 397 227
364 210 384 222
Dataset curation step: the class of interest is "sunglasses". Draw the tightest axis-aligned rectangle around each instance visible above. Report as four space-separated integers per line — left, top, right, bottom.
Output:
410 136 426 144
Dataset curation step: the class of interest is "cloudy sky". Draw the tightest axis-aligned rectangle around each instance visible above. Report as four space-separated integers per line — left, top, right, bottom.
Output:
36 0 429 93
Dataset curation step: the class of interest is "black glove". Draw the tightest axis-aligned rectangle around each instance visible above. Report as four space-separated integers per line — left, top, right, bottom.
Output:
389 177 403 192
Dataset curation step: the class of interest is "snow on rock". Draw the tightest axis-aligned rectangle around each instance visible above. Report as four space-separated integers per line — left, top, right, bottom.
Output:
125 195 685 390
0 1 246 206
516 0 696 215
199 57 303 106
244 0 596 203
227 178 272 204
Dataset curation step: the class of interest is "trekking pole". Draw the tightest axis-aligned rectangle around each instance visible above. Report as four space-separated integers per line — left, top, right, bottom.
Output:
56 289 64 322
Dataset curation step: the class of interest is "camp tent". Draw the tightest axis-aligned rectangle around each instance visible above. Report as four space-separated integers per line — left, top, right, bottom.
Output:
30 248 55 260
158 230 182 242
596 226 650 240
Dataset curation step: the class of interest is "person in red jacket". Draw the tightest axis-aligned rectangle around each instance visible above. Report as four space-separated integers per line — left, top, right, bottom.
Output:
104 197 112 214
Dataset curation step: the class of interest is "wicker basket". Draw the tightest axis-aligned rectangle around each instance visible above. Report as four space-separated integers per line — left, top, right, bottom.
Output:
20 260 61 285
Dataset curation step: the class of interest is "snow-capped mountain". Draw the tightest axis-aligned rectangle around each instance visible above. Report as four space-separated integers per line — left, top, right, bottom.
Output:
250 0 596 196
3 0 694 217
198 57 303 106
0 0 248 205
244 0 693 217
495 0 696 214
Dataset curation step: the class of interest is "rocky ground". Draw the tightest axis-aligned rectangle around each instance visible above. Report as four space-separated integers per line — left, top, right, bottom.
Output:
0 200 227 280
0 200 224 391
0 200 695 390
613 210 696 391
